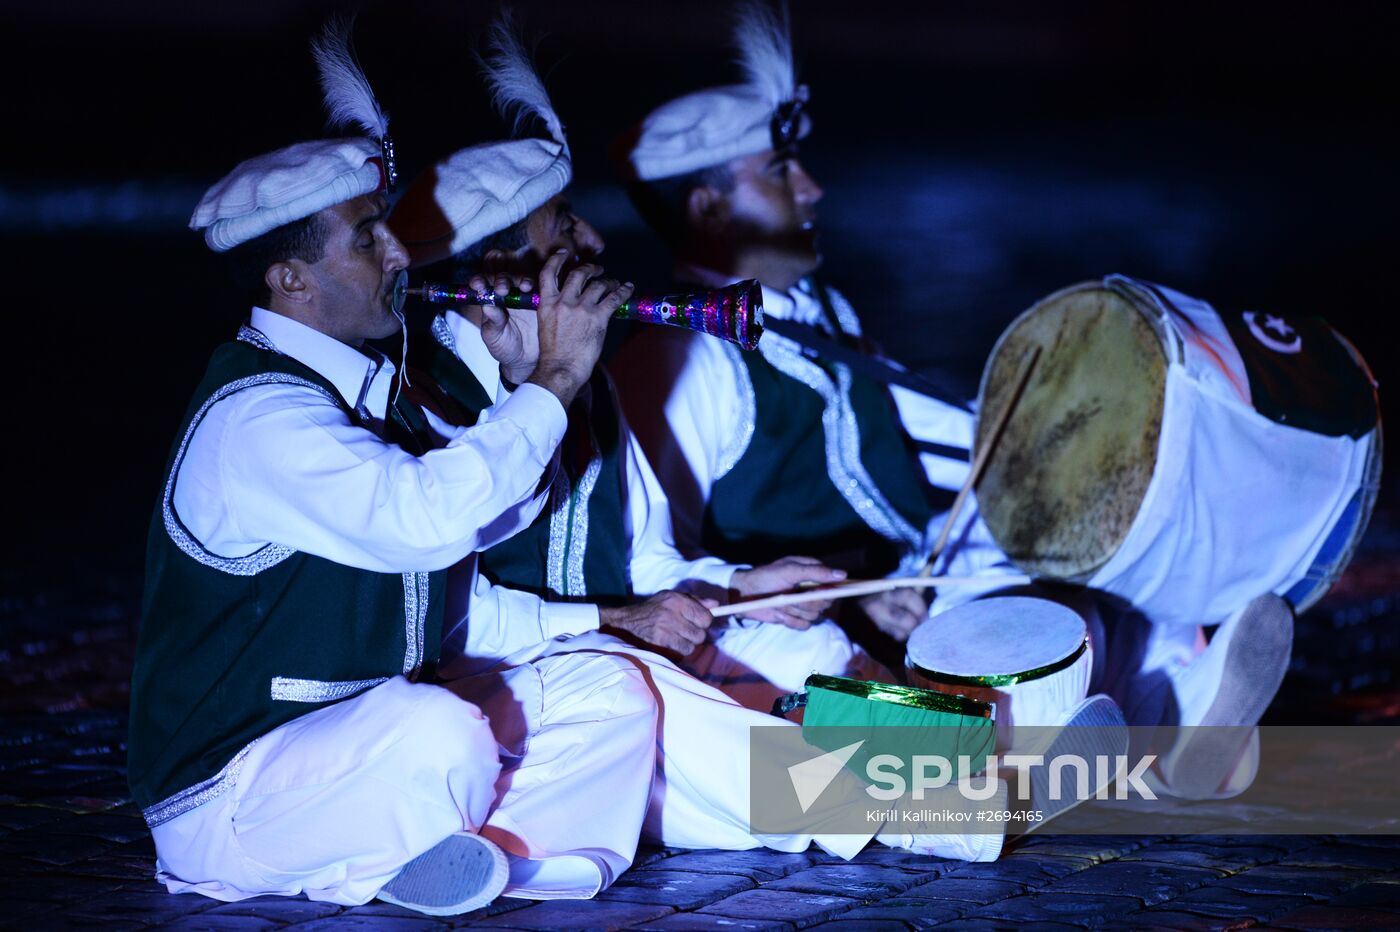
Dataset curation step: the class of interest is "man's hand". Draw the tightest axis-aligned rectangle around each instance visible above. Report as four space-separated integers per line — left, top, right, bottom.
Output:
528 250 634 407
858 586 929 642
599 590 714 656
461 260 540 386
730 556 847 629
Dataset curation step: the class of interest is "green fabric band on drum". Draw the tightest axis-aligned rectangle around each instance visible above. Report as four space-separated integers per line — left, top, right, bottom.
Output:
803 674 994 720
795 675 997 789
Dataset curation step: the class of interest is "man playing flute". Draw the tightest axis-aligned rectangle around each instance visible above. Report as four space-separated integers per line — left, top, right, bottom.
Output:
130 33 669 911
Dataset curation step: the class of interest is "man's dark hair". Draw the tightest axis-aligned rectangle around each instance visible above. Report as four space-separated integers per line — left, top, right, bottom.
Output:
224 213 330 306
625 164 734 250
449 216 532 281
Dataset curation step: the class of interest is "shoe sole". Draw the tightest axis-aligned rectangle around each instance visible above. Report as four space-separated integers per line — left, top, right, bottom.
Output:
1023 695 1127 835
1165 594 1292 798
378 832 510 917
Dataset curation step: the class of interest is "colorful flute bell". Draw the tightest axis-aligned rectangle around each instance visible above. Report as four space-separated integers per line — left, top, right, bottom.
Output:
402 278 766 351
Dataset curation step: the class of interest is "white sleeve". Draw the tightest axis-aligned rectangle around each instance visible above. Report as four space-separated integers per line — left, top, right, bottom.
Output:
618 403 740 598
608 330 744 564
172 381 566 573
888 383 977 492
438 556 600 677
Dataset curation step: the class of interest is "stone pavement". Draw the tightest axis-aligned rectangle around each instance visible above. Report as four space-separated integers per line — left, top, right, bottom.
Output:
4 531 1400 928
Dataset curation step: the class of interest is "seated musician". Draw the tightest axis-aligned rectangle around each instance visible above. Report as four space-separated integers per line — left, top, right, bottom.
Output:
130 30 670 912
385 14 1132 866
612 0 1292 800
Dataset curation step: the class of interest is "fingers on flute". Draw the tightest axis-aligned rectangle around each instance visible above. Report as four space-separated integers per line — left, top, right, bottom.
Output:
561 262 603 302
538 249 568 298
601 282 634 312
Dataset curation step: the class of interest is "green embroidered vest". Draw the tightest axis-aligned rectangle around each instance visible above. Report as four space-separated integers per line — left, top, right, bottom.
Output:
703 283 944 577
422 313 631 602
129 330 446 826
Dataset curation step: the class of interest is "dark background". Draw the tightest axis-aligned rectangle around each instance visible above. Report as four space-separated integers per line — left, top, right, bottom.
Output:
2 0 1395 602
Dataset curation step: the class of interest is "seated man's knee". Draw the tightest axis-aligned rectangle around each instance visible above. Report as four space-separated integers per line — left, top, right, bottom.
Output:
549 652 658 726
397 683 500 775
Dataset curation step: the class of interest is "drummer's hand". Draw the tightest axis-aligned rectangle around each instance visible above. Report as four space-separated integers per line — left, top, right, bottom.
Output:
600 591 715 657
731 557 846 629
471 251 540 385
859 587 928 642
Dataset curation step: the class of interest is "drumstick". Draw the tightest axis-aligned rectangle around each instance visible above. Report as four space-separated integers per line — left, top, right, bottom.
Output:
711 574 1031 618
919 346 1042 578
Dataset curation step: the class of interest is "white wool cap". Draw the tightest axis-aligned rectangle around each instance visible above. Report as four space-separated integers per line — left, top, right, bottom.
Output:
624 0 810 181
625 83 810 181
189 138 385 252
389 14 571 267
391 138 570 268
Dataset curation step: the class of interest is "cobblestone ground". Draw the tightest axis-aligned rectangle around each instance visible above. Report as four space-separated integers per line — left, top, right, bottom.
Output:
4 514 1400 929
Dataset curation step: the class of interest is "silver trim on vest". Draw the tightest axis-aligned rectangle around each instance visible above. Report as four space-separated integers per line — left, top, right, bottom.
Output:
716 342 756 481
270 675 389 703
401 572 430 678
237 324 278 352
430 313 457 354
545 446 603 599
758 333 923 551
545 467 573 597
566 454 601 597
822 285 864 338
142 740 257 828
162 373 338 576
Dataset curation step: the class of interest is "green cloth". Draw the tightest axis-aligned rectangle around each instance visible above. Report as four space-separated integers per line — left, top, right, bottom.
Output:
800 675 996 785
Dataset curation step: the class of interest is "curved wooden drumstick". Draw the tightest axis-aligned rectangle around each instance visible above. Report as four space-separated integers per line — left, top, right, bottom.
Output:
919 346 1041 578
711 574 1031 618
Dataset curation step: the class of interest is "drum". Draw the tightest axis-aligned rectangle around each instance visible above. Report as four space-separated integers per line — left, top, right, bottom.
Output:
907 596 1092 742
974 275 1381 629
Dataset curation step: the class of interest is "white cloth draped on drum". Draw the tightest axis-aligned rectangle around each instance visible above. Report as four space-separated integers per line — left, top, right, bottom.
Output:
973 276 1380 631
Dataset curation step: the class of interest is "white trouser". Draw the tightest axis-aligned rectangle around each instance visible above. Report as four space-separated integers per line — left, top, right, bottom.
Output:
510 630 989 862
151 676 502 905
449 651 657 899
152 655 657 905
683 619 895 713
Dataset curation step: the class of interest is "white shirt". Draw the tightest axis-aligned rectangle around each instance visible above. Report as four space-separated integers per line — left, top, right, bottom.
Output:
609 278 1013 595
434 311 741 668
170 307 566 575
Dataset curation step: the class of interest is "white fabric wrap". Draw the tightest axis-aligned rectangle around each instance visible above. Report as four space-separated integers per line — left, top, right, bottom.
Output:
1085 285 1376 630
626 84 811 181
191 139 383 252
906 656 1093 728
393 139 571 267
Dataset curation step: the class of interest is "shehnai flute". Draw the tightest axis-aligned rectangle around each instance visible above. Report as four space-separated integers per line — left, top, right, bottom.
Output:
397 276 765 351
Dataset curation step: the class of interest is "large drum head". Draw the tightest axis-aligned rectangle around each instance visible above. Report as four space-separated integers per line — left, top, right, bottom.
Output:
976 284 1169 580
